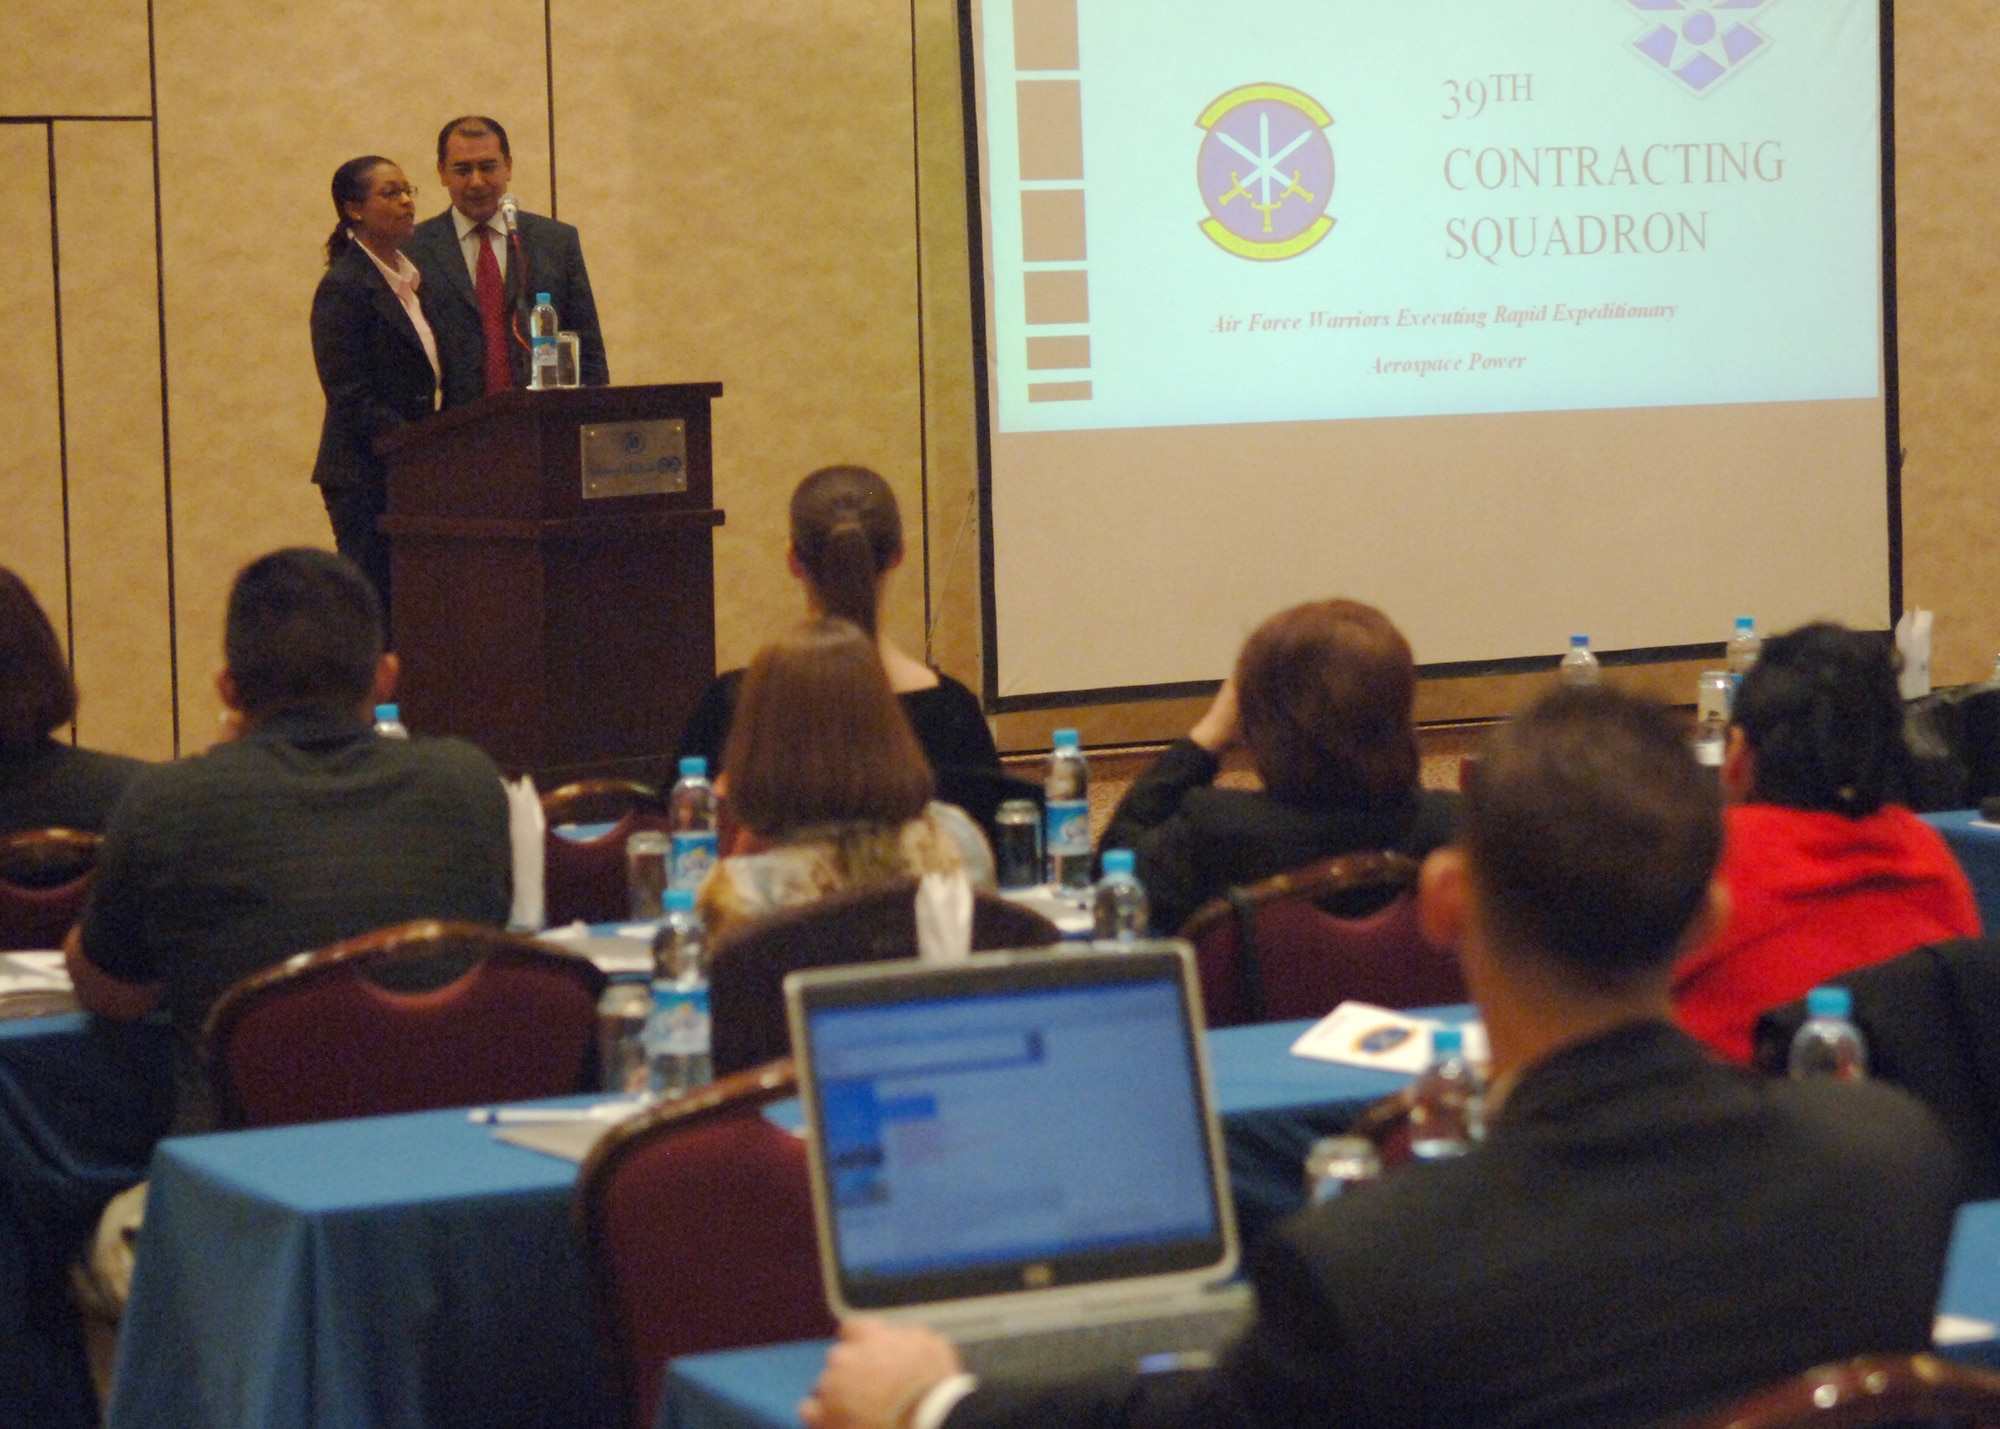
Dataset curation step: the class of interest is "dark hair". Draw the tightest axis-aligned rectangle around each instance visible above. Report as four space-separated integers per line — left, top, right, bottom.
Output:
0 568 77 753
325 155 394 266
1463 686 1721 984
224 549 383 715
1236 599 1419 804
724 617 932 838
436 115 512 165
1730 622 1906 817
789 466 903 639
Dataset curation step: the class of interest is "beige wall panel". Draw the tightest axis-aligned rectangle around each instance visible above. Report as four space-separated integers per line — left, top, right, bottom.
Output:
0 128 68 661
154 0 550 743
55 123 175 760
914 0 983 694
0 0 150 118
1893 1 2000 686
555 0 923 674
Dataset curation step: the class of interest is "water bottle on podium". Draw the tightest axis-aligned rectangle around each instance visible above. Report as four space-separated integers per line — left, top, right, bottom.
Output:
528 292 559 390
648 890 712 1100
668 757 719 892
1789 985 1867 1081
1092 849 1149 944
1559 635 1600 688
1045 729 1091 893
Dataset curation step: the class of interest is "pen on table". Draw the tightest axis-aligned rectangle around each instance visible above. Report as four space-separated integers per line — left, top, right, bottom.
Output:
468 1105 627 1125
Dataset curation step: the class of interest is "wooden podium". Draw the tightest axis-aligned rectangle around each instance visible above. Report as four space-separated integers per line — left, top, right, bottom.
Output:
377 382 724 787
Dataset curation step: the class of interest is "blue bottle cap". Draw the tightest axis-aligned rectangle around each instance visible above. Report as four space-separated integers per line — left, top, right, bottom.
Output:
1569 634 1589 648
1806 985 1852 1019
1052 728 1080 749
1102 850 1135 876
664 889 696 912
1735 616 1755 633
1431 1025 1463 1056
537 292 552 304
679 756 707 778
375 704 399 721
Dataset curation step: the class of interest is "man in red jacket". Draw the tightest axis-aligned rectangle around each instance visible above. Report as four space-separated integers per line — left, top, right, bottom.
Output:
1674 622 1979 1061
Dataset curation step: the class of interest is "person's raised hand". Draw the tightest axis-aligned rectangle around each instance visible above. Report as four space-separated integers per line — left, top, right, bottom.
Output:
800 1318 964 1429
1190 674 1242 755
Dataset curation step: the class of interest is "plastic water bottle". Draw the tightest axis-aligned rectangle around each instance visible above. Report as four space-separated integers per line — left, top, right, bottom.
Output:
668 756 719 892
596 975 651 1095
528 292 559 390
1559 635 1600 688
647 890 712 1099
1727 616 1761 701
1407 1026 1481 1159
1693 671 1731 769
1788 985 1868 1081
1045 729 1091 893
1092 849 1149 943
373 703 409 739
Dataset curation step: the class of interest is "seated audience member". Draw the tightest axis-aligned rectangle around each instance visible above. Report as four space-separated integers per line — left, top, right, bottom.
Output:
1098 599 1457 935
802 687 1960 1429
0 566 146 836
1674 621 1979 1062
698 617 992 942
65 548 511 1130
676 466 999 781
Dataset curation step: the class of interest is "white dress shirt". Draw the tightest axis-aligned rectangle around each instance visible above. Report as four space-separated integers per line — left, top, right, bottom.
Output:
451 205 510 287
352 236 441 389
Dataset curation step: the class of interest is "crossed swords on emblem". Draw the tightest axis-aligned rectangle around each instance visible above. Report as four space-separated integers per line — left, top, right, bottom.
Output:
1215 112 1315 233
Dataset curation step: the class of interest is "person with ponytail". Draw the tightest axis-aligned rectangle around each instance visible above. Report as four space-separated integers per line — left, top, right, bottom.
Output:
309 155 440 638
1672 621 1979 1060
676 466 1000 781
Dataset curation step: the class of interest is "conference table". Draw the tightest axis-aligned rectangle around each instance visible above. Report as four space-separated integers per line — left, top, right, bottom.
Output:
104 1017 1403 1429
656 1200 2000 1429
1924 811 2000 932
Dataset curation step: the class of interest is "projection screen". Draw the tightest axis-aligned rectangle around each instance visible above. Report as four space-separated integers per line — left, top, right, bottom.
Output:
965 0 1893 707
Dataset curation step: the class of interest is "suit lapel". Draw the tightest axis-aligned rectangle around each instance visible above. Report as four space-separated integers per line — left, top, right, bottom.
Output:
420 210 481 316
353 247 429 364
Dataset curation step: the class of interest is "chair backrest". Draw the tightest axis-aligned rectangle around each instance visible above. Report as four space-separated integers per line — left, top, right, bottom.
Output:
202 920 608 1129
543 807 676 926
708 880 1062 1075
0 828 102 951
576 1059 835 1429
1180 851 1461 1027
541 779 666 828
1682 1354 2000 1429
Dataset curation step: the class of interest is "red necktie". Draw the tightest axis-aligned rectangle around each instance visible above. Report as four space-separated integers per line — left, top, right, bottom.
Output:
475 225 513 395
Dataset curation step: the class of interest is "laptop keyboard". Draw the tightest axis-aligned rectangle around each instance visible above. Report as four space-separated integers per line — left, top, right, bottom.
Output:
957 1303 1251 1385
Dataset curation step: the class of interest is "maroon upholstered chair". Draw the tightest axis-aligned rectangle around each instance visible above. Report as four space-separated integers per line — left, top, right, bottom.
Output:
1179 851 1463 1028
576 1059 834 1429
0 828 101 951
1682 1355 2000 1429
201 920 607 1129
542 780 674 925
709 880 1062 1075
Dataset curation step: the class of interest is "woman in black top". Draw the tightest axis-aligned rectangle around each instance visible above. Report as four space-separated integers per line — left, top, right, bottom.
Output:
676 466 1001 778
1099 598 1458 936
0 567 146 835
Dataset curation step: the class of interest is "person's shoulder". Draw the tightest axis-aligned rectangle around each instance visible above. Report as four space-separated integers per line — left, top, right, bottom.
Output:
408 210 458 245
516 209 582 243
1759 1071 1962 1192
402 735 504 786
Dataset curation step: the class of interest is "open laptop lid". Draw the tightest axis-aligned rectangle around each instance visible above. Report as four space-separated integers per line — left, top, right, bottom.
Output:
786 943 1240 1325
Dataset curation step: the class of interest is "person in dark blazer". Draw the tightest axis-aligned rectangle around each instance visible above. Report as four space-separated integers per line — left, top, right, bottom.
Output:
0 567 146 836
404 115 609 411
309 155 440 635
801 688 1961 1429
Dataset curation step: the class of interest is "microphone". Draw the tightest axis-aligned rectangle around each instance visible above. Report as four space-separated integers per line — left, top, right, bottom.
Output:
498 194 519 236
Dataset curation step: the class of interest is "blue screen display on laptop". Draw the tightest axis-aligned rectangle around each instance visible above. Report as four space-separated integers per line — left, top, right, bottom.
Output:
807 981 1219 1277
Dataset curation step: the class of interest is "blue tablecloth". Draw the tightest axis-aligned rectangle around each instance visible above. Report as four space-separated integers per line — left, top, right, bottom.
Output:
1924 811 2000 932
0 1012 173 1429
105 1017 1401 1429
659 1198 2000 1429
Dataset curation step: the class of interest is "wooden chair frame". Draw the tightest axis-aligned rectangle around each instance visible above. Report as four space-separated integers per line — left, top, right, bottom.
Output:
0 828 102 889
540 779 667 828
1685 1354 2000 1429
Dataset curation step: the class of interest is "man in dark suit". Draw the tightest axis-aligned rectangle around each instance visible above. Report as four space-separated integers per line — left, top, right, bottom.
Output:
802 686 1963 1429
405 115 609 410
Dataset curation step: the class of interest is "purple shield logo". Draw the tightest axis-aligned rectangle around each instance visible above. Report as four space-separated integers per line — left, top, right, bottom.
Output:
1196 84 1336 261
1624 0 1776 94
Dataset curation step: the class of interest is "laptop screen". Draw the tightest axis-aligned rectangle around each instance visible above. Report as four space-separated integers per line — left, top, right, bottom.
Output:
794 950 1230 1309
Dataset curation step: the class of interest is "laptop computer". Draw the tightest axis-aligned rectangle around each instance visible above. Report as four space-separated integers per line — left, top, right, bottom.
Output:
784 942 1254 1383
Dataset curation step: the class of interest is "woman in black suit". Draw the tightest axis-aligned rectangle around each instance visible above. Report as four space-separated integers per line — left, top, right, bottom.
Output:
310 155 440 639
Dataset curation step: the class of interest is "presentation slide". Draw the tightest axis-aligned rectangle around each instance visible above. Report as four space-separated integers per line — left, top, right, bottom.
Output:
970 0 1891 703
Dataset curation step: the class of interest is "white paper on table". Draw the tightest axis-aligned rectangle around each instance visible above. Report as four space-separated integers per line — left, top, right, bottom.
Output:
916 871 974 963
1897 608 1934 700
0 951 72 997
1934 1313 1997 1346
1291 1002 1451 1074
504 776 546 932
